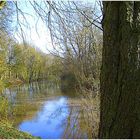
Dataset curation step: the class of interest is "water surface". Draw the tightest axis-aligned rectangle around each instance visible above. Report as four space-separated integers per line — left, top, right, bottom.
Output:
3 81 90 139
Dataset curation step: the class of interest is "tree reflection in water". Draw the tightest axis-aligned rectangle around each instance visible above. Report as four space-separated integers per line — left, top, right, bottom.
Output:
3 81 100 139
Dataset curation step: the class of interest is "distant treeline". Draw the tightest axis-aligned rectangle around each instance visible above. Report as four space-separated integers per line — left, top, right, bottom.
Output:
0 31 62 89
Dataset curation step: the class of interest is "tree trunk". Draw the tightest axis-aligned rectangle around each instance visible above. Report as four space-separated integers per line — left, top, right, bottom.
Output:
99 2 140 138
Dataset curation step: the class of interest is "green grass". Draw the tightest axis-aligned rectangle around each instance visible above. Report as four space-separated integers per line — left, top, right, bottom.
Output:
0 120 39 139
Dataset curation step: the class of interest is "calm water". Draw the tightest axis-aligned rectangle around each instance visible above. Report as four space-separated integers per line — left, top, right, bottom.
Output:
3 81 89 139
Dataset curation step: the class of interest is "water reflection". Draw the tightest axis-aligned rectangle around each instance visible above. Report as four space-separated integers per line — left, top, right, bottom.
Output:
2 81 97 139
19 97 69 139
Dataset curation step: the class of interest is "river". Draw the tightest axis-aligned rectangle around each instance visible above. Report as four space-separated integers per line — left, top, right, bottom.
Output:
3 81 99 139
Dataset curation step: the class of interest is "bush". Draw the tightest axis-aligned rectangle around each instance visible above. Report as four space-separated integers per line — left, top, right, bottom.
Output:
0 80 4 93
0 96 8 119
60 72 78 92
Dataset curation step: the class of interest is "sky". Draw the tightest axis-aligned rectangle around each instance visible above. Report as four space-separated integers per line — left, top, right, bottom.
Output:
14 0 99 54
14 1 53 54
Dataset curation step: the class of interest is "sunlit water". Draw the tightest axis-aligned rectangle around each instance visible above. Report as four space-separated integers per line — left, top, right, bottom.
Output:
3 81 88 139
19 97 69 138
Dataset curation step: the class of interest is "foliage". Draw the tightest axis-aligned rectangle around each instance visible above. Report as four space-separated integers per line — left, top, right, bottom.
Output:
0 96 8 119
61 72 78 92
0 31 61 84
48 2 102 93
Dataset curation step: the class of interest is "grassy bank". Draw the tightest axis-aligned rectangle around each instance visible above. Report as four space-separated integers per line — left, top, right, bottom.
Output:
0 120 38 139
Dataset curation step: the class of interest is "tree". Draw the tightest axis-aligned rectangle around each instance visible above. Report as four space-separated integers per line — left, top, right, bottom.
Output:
99 2 140 138
47 1 102 92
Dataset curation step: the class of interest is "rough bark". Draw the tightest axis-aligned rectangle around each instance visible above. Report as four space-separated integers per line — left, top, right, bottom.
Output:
99 2 140 138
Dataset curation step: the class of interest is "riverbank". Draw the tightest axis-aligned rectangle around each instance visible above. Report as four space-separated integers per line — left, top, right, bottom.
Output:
0 120 38 139
0 79 39 139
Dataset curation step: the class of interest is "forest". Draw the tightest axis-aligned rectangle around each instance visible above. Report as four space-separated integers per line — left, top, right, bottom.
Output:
0 1 140 139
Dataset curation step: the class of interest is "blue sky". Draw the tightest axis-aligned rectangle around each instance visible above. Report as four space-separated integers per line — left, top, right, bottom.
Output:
14 1 53 54
14 0 99 54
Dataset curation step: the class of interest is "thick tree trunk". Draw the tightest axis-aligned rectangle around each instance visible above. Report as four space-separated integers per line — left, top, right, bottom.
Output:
99 2 140 138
